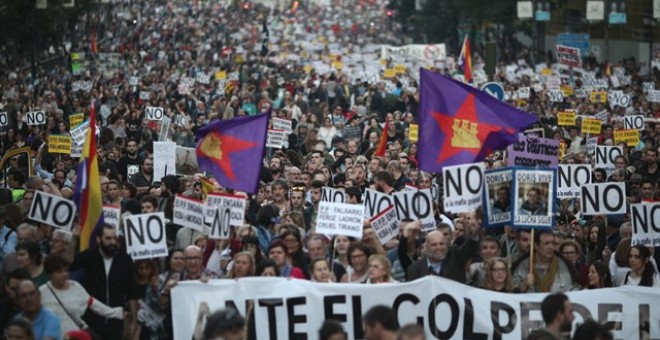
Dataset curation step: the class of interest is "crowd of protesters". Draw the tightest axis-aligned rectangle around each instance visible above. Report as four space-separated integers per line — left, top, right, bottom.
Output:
0 0 659 339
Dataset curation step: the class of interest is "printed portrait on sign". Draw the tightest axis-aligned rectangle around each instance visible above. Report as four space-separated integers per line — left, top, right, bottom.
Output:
176 147 201 176
483 168 513 227
517 185 549 216
512 169 555 229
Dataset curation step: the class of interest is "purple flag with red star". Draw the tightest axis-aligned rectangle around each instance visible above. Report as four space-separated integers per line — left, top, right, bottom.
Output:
195 114 268 194
418 69 538 172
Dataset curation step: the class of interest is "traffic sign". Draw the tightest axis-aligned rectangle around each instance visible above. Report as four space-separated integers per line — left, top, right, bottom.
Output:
481 82 505 101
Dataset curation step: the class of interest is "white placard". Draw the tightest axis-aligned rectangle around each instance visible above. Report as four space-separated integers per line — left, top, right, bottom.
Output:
0 112 8 127
586 1 605 20
70 120 90 146
642 82 655 92
173 195 205 232
70 140 82 158
557 164 592 198
321 187 345 203
608 90 631 108
139 91 151 100
145 106 164 120
517 1 533 19
363 189 393 218
72 80 93 92
623 115 644 130
517 87 530 99
205 193 245 227
630 203 660 247
512 169 555 229
647 90 660 103
102 206 121 228
129 76 139 86
654 0 660 19
548 90 564 102
26 111 47 125
581 183 626 215
28 191 77 230
123 212 168 260
594 146 622 177
369 205 399 245
208 207 231 240
443 163 484 213
484 168 513 227
316 202 365 238
153 142 176 181
392 189 435 231
272 118 293 135
265 129 285 148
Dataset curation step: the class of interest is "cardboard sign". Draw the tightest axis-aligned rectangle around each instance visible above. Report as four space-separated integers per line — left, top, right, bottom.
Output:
408 124 419 142
139 91 151 100
26 111 46 125
614 129 640 147
558 111 576 126
70 120 90 146
594 146 623 176
556 45 581 67
145 106 164 120
215 71 227 80
369 205 399 245
511 168 555 229
548 90 564 103
581 118 602 134
123 212 168 260
72 80 93 92
630 203 660 247
383 69 396 78
0 112 7 127
590 90 607 103
623 115 644 130
517 87 530 99
392 189 435 231
322 187 345 203
443 163 484 213
608 90 631 108
29 191 77 230
209 207 231 239
153 142 176 181
69 113 84 127
483 168 513 227
507 135 560 168
102 206 121 228
647 90 660 103
581 183 626 215
272 117 293 135
316 202 365 238
70 140 82 158
265 129 285 149
205 193 245 228
557 164 592 198
48 135 72 154
173 195 205 232
363 189 393 218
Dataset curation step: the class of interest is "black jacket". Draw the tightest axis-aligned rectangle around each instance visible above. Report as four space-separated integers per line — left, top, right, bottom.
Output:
406 238 479 284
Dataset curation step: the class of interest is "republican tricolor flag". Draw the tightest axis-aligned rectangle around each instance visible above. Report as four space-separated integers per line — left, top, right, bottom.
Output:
74 103 104 251
459 34 472 83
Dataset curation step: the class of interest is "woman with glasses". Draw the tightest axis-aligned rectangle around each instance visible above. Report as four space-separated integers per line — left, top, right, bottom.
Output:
559 239 588 287
340 242 374 283
482 258 514 293
621 245 660 287
365 254 396 284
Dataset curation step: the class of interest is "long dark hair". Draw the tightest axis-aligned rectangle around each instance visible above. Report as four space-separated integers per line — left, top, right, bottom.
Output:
589 261 612 288
629 245 655 287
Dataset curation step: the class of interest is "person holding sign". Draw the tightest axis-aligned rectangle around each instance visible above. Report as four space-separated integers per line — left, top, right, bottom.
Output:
512 230 579 293
69 224 140 340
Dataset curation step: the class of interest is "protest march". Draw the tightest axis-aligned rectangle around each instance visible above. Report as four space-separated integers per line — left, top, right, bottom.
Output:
0 0 659 339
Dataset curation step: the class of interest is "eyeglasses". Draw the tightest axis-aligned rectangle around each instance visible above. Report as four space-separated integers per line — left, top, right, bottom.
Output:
350 253 366 260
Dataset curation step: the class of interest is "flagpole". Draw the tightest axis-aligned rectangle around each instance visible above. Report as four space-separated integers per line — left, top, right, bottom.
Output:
330 237 338 280
528 229 535 275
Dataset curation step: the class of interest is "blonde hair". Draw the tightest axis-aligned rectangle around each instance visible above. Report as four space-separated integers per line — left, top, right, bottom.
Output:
482 257 513 292
368 254 392 283
228 251 256 278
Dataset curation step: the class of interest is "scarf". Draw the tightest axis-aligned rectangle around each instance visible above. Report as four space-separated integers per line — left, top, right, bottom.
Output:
533 256 559 293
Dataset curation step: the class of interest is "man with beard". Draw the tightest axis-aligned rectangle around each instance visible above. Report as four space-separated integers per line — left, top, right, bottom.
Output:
304 180 323 230
528 293 575 340
271 179 289 214
492 186 511 213
372 171 395 195
117 139 143 182
270 156 284 181
130 157 154 194
70 224 139 340
519 187 547 216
